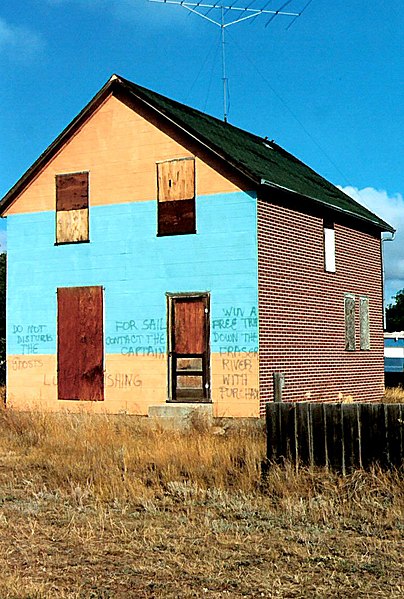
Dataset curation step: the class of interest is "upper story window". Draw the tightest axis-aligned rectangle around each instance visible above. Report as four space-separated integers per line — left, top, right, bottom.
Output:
323 218 336 273
157 158 196 236
56 172 89 244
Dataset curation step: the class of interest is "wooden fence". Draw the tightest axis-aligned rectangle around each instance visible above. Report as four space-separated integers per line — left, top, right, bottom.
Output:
266 402 403 472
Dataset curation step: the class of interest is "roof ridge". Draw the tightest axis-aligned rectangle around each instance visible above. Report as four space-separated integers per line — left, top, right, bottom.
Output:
0 74 394 233
117 74 268 142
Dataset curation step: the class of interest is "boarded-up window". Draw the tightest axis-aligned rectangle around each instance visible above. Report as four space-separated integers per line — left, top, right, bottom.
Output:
157 158 196 235
360 296 370 350
344 294 355 351
324 220 336 273
57 286 104 401
56 172 89 243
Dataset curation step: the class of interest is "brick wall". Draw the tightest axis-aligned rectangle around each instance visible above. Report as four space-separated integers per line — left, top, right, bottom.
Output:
257 195 385 414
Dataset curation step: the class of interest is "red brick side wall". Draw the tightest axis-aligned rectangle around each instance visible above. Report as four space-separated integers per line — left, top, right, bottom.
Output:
257 197 385 415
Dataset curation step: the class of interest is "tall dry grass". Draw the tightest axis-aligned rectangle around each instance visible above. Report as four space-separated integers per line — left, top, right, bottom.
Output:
0 407 266 502
0 406 402 597
0 405 401 512
383 385 404 403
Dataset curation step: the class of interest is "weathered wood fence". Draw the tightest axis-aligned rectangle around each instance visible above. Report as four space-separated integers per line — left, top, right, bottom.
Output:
266 402 403 472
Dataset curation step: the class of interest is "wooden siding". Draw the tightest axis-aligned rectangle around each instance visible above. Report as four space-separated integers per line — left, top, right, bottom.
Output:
4 95 247 216
7 352 259 417
6 191 259 417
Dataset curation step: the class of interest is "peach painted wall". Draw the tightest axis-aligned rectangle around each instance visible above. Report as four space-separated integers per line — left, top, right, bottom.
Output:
4 94 244 216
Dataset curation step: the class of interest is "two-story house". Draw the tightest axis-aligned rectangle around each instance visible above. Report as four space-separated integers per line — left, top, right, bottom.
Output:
0 74 394 417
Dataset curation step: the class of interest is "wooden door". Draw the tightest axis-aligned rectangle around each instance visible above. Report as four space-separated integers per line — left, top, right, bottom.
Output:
169 295 210 401
57 286 104 401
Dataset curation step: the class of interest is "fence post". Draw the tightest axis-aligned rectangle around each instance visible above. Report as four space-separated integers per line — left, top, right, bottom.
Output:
273 373 285 402
265 402 403 471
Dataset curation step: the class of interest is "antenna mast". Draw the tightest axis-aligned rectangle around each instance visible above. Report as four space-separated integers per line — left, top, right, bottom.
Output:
149 1 310 122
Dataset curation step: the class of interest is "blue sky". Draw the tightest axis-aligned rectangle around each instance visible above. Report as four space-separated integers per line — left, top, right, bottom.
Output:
0 1 403 304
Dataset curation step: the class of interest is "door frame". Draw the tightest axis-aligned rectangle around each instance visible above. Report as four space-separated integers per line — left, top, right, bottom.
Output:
166 292 211 403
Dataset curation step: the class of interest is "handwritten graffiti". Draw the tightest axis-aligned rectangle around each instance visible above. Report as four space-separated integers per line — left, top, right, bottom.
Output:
215 306 259 403
218 352 259 401
115 319 164 332
105 373 142 388
11 324 53 355
107 320 166 356
212 306 257 332
10 358 44 371
43 371 143 389
218 386 259 400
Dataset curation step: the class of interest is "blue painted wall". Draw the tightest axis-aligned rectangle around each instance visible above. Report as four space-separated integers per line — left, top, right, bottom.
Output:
7 191 258 357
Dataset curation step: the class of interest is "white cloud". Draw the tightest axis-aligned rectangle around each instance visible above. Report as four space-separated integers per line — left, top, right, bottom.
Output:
339 185 404 303
0 17 44 60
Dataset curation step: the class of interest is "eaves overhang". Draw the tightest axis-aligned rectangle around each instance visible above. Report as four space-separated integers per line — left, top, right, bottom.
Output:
0 77 119 216
260 178 395 234
115 77 258 188
0 74 396 238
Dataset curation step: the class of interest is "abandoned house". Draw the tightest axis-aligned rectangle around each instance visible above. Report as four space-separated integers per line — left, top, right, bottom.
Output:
0 74 394 417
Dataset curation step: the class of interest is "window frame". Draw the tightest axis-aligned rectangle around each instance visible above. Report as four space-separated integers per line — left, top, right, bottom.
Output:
323 219 336 273
55 171 90 245
156 157 196 237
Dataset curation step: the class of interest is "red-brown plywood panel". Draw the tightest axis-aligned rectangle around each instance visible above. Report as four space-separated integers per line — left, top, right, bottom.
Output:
158 198 195 236
174 298 205 355
56 172 89 211
57 286 104 401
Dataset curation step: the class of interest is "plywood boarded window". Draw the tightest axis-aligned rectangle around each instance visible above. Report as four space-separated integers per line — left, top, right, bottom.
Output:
344 294 356 351
360 296 370 350
57 286 104 401
157 158 196 235
56 172 89 243
323 220 336 273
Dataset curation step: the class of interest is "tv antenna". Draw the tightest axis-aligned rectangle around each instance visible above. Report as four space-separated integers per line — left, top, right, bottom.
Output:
149 1 313 122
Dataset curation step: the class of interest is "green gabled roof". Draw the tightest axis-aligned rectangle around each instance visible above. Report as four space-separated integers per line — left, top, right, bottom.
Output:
118 75 393 233
0 74 394 233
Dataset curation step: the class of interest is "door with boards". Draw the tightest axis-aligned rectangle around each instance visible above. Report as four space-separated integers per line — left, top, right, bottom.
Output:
57 286 104 401
168 294 210 402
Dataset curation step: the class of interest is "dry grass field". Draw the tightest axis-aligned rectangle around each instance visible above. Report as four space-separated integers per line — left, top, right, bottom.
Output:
0 401 402 599
383 385 404 403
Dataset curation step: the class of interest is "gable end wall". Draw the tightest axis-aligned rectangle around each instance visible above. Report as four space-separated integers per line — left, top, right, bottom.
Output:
5 95 259 418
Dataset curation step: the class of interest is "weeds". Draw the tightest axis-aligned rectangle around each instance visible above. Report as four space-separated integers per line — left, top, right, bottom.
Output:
0 406 402 597
383 385 404 403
